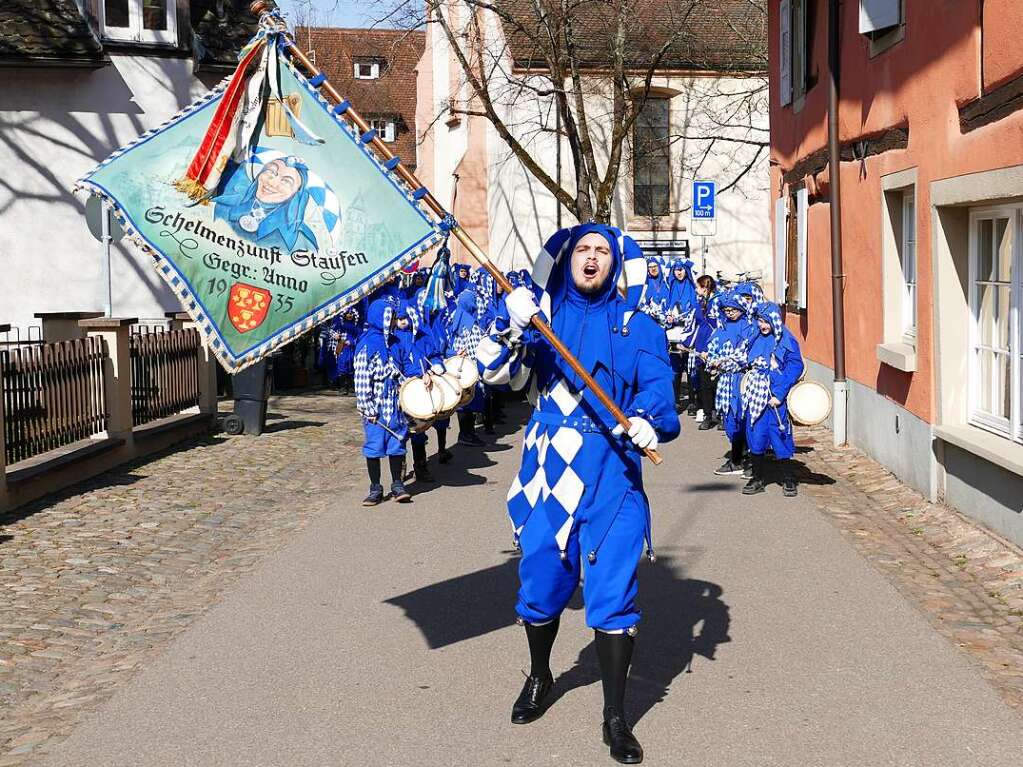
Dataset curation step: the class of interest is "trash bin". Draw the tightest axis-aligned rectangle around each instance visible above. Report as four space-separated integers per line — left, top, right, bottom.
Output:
223 359 272 436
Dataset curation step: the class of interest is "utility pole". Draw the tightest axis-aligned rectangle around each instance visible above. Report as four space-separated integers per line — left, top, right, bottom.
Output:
827 0 848 446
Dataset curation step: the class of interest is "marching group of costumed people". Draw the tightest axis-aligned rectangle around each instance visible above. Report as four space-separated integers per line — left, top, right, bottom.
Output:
635 255 806 496
312 224 804 765
314 259 532 505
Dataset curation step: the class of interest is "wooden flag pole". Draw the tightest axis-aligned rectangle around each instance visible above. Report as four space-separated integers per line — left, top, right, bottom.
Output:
249 1 661 465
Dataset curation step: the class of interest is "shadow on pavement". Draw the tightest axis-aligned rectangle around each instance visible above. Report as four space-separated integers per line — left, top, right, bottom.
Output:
385 557 520 648
409 405 529 496
548 553 731 724
260 419 327 434
385 552 730 726
783 458 835 487
684 481 742 494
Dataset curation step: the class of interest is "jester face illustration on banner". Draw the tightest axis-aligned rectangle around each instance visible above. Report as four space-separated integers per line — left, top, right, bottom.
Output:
76 33 442 372
213 149 342 253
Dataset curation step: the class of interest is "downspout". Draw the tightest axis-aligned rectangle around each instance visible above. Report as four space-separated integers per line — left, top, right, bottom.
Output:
827 0 848 447
555 95 562 229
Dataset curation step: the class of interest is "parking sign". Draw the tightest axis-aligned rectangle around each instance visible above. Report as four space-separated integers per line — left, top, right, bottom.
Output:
692 181 716 219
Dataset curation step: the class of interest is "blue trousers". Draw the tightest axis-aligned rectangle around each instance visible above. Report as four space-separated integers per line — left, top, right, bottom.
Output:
744 404 796 459
516 495 647 632
362 421 407 458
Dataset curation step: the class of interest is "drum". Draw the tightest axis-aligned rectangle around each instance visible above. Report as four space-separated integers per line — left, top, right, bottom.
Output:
665 326 687 345
431 372 462 419
444 354 480 406
399 376 442 433
787 380 832 426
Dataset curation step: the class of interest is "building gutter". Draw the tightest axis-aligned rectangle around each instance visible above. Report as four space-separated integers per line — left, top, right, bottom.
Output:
827 0 848 446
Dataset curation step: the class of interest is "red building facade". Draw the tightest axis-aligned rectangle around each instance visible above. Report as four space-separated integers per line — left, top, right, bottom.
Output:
769 0 1023 545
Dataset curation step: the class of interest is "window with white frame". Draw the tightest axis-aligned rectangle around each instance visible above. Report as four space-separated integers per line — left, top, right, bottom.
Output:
354 61 381 80
859 0 901 33
779 0 815 107
859 0 906 56
100 0 177 45
969 207 1019 439
902 190 917 337
369 118 396 143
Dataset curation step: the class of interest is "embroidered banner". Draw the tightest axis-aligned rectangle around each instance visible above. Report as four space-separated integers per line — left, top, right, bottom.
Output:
76 45 442 371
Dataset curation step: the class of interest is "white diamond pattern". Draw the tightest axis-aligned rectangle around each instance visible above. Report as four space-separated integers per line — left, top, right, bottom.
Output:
537 431 551 466
506 475 523 503
550 468 584 514
554 515 574 551
524 421 540 449
522 466 547 506
547 378 582 416
550 428 583 464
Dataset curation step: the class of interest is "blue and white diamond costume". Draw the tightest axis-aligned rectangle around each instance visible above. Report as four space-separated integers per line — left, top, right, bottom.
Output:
741 301 804 460
476 223 679 632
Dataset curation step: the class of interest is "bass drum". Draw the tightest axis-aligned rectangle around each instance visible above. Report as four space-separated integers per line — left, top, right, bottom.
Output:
431 372 463 420
444 354 480 407
787 379 832 426
399 376 442 433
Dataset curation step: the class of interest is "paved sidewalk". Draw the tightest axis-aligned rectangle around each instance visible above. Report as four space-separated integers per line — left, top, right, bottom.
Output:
796 426 1023 711
14 403 1022 767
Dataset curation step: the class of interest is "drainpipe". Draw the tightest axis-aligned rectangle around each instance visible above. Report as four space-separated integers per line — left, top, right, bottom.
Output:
555 95 562 229
827 0 848 447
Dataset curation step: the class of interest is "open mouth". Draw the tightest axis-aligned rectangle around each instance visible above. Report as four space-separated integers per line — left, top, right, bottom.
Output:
583 263 599 278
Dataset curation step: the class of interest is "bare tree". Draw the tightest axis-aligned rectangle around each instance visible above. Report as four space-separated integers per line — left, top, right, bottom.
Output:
350 0 765 227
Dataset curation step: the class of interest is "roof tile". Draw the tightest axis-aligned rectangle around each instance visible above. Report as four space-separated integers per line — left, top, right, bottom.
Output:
295 26 425 170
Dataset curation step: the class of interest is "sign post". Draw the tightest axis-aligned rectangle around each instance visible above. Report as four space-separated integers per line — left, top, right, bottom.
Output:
691 180 716 237
85 195 124 317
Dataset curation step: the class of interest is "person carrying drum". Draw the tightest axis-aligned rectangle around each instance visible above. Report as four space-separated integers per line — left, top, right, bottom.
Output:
416 287 455 464
446 288 486 447
354 298 412 505
705 291 756 476
394 299 446 483
476 222 679 765
738 301 804 496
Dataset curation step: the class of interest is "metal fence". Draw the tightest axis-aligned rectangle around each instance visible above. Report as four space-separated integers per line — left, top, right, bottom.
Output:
1 337 109 465
129 328 201 426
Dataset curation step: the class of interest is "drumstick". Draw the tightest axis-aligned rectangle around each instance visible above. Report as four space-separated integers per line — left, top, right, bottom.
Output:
771 405 786 434
358 410 406 441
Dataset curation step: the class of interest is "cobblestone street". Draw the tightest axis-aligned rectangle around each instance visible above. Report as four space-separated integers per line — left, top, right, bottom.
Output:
0 392 365 764
0 396 1021 765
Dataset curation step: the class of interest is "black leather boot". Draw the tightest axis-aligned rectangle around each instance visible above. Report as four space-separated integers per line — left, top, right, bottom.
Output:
595 630 642 764
602 708 644 764
511 671 554 724
512 618 558 724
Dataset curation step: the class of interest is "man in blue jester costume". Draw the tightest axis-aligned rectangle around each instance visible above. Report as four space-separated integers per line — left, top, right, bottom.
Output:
475 222 679 765
395 298 446 482
354 298 412 506
704 291 756 476
663 258 700 411
739 301 805 496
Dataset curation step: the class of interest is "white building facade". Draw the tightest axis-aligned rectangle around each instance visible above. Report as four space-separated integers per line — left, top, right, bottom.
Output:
416 2 772 291
0 0 258 336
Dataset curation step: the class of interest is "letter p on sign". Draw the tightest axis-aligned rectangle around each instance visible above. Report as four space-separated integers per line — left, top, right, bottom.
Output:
691 180 716 236
692 181 715 219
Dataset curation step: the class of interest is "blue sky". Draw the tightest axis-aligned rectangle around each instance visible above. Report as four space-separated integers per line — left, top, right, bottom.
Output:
273 0 396 28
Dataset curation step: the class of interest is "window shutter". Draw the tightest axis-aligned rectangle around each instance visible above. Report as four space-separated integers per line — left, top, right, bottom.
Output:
859 0 901 34
779 0 792 106
775 197 788 302
797 187 809 310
